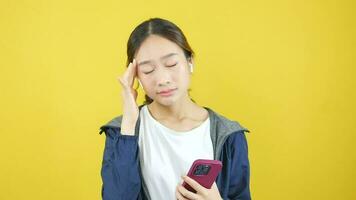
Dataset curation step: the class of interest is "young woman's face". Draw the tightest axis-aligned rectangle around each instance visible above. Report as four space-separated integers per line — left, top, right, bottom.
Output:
134 34 192 106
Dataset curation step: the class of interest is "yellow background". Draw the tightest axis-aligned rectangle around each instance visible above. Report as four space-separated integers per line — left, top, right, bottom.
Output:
0 0 355 199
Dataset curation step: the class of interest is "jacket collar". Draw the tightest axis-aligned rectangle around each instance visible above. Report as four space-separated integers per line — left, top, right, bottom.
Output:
99 104 249 159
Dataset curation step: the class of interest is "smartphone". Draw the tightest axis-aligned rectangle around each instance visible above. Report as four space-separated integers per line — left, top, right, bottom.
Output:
182 159 222 193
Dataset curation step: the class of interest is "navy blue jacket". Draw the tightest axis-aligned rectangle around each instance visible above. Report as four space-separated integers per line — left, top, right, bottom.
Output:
99 104 251 200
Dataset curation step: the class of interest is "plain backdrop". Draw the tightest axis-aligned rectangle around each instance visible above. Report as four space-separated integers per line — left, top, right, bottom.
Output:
0 0 355 199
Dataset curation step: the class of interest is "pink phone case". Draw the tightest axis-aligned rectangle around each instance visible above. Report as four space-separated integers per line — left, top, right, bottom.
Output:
182 159 222 193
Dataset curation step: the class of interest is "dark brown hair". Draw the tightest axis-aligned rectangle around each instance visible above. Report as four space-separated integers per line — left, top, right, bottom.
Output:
126 17 195 105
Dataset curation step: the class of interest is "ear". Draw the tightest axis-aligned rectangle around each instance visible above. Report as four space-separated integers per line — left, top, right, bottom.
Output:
188 56 194 66
188 57 194 73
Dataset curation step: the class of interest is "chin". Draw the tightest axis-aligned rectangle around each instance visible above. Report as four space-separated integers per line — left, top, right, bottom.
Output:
152 94 180 106
155 98 176 106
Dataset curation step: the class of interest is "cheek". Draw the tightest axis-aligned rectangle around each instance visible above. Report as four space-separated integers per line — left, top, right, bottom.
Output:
173 65 188 82
140 79 156 95
177 68 190 86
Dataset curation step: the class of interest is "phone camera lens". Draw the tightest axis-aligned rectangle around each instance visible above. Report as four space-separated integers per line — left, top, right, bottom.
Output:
193 165 211 175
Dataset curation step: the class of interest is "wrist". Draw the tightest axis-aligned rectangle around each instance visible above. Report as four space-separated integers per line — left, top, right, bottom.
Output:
121 120 137 135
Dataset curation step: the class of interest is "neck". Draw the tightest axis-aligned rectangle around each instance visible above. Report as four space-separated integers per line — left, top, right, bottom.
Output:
148 93 196 121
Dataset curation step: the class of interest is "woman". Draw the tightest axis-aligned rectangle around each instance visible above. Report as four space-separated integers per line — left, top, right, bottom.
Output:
99 18 251 200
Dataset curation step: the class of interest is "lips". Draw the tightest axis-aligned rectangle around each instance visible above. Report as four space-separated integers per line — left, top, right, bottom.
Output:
158 88 176 94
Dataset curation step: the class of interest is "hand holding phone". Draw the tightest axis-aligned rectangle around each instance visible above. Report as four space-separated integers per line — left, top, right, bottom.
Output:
182 159 222 193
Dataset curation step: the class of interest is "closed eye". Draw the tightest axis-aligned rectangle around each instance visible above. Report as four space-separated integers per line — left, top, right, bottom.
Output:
143 63 177 74
167 63 177 67
143 70 153 74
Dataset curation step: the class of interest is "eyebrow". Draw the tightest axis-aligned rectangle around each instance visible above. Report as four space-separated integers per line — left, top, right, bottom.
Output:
137 53 178 67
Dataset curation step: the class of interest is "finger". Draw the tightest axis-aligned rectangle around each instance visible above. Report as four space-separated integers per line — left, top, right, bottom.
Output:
131 87 138 100
120 62 135 85
182 175 205 194
117 76 129 90
123 62 133 85
119 63 131 86
117 76 127 89
176 185 189 200
132 59 139 89
127 59 137 88
177 184 200 199
118 79 133 99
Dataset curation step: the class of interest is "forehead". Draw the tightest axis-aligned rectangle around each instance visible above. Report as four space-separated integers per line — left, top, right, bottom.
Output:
134 35 184 61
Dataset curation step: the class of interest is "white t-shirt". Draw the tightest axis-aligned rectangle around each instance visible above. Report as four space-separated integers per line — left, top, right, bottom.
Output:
138 105 213 200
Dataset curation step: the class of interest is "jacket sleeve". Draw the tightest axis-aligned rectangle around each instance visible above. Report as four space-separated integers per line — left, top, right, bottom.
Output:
100 127 142 200
227 131 251 200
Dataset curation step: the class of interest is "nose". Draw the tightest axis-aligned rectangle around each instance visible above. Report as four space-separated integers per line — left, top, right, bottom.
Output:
155 67 172 87
158 80 171 86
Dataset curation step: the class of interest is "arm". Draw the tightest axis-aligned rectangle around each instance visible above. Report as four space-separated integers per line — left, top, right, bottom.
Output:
100 127 142 200
227 131 251 200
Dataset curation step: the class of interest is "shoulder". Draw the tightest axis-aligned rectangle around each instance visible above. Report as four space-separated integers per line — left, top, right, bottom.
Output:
222 132 249 164
204 106 250 135
226 131 249 149
98 115 123 135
